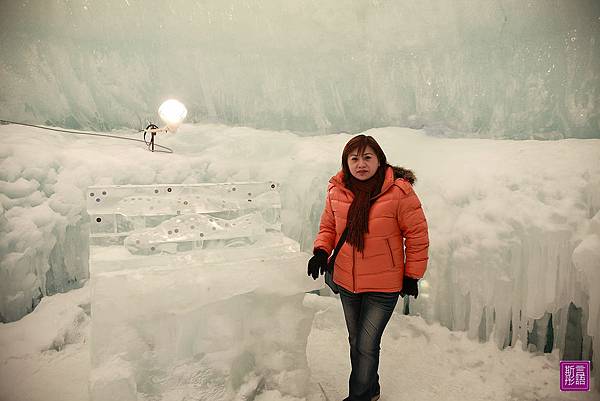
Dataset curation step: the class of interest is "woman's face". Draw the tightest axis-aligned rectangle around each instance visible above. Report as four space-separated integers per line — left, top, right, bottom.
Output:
347 145 380 180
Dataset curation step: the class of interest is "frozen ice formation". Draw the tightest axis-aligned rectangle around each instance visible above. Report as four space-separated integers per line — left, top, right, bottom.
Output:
123 213 266 255
1 124 599 390
88 181 323 401
87 182 281 249
1 1 598 138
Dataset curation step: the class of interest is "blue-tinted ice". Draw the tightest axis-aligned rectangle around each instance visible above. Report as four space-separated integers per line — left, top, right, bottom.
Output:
88 182 323 401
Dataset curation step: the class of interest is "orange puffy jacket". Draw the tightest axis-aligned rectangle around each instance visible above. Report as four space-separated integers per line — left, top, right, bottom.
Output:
313 166 429 293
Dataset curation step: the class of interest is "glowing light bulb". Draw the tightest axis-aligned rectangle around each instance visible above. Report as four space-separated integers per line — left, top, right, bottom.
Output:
158 99 187 132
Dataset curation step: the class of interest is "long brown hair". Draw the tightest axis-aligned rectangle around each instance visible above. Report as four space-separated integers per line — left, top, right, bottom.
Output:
341 135 388 253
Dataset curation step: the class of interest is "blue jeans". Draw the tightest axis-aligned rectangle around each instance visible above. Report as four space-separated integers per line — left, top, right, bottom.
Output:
339 286 400 401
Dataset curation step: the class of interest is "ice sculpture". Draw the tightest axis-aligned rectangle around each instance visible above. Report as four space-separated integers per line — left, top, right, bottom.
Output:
123 213 266 255
88 182 323 401
88 182 281 246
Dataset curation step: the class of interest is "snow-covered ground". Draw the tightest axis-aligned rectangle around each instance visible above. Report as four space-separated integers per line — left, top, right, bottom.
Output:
0 284 90 401
0 282 596 401
1 123 599 399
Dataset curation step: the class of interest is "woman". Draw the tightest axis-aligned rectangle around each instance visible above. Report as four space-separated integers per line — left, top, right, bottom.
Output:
307 135 429 401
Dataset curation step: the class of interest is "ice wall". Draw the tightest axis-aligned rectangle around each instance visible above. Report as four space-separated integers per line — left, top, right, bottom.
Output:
1 0 599 138
0 162 89 322
1 123 599 388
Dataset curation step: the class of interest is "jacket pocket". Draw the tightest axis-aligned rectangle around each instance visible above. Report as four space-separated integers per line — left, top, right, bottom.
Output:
385 238 396 267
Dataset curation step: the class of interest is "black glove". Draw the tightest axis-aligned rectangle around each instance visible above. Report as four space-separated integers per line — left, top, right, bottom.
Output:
307 249 329 280
399 276 419 298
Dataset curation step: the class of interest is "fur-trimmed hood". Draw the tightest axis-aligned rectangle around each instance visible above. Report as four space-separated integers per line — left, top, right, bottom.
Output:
390 166 416 185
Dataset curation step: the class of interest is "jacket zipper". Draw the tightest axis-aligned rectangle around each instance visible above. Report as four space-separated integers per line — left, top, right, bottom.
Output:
386 238 395 267
352 247 356 293
337 172 397 294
